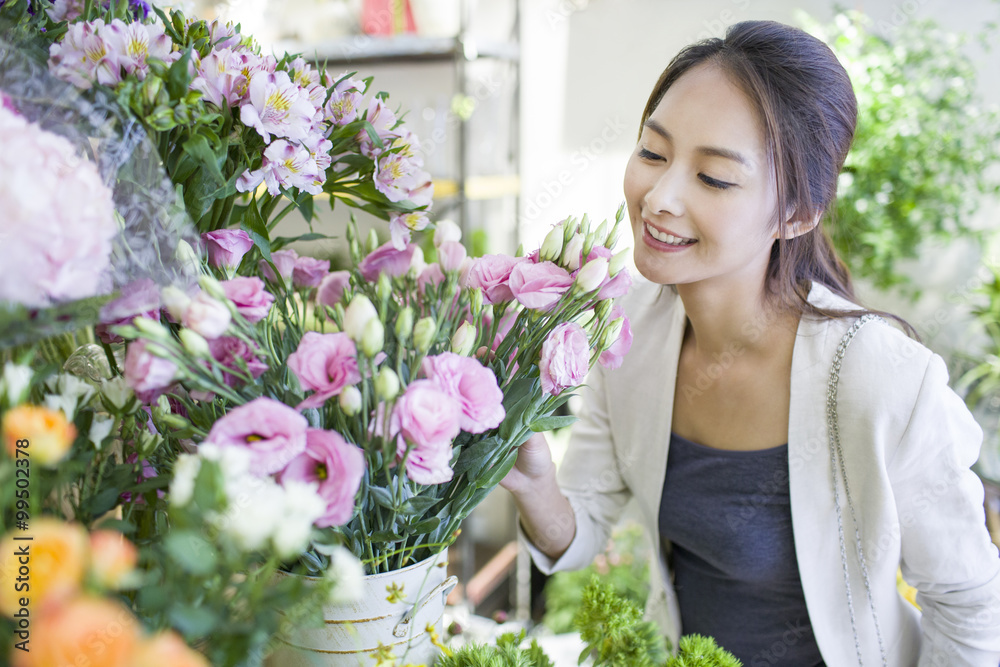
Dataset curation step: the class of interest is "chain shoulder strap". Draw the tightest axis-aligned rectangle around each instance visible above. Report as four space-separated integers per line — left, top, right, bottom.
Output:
826 313 888 667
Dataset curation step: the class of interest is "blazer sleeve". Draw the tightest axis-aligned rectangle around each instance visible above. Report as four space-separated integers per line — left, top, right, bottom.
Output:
889 353 1000 666
519 362 634 574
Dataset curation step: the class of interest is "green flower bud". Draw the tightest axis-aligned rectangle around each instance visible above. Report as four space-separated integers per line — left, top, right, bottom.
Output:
593 220 608 246
375 368 400 401
339 385 363 416
198 274 227 300
376 272 392 304
563 216 580 242
561 234 584 271
161 285 192 322
133 316 170 341
179 329 211 358
603 317 625 347
469 288 484 320
395 306 414 343
361 318 385 357
582 231 596 259
413 317 437 353
367 228 380 253
595 298 614 323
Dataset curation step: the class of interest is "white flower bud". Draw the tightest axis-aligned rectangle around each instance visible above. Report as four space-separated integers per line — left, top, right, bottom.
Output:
326 545 365 604
395 306 414 343
609 248 630 277
561 234 584 271
539 225 564 262
593 220 608 246
574 257 609 294
1 362 32 407
375 368 400 401
603 317 625 347
338 385 362 415
413 317 437 353
433 219 462 247
179 329 211 358
361 318 385 357
198 274 227 300
450 321 477 356
161 285 192 322
169 453 202 507
100 377 134 413
343 295 378 342
133 316 170 341
408 245 426 279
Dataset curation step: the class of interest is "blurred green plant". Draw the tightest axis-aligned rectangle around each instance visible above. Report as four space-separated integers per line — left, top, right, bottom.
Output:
540 521 650 635
801 9 1000 292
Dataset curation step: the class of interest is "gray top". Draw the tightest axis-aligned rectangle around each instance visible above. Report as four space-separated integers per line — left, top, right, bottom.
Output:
658 432 825 666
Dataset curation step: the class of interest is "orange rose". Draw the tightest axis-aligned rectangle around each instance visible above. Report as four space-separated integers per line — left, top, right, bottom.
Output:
0 518 88 617
132 630 210 667
13 595 139 667
88 530 139 590
2 404 76 466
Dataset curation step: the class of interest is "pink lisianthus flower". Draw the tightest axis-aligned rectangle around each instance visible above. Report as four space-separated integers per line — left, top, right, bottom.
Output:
463 254 525 305
202 229 254 269
391 380 461 485
124 338 177 396
239 70 316 143
236 139 323 196
437 241 467 273
358 242 416 282
417 264 445 293
508 261 573 311
181 291 231 339
203 397 308 476
539 322 589 396
257 248 298 284
584 246 632 300
280 429 365 527
292 255 329 288
316 271 351 311
208 336 269 386
598 307 633 370
422 353 505 434
95 278 161 344
388 211 430 250
221 276 274 322
287 332 361 409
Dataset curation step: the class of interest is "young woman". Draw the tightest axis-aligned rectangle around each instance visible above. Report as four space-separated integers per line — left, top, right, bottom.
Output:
502 20 1000 666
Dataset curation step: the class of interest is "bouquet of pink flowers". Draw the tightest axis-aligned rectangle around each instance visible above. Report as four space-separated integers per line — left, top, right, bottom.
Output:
118 210 634 575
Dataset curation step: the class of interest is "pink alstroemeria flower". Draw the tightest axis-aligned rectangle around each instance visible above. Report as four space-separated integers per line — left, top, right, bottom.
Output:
102 19 174 81
239 70 316 143
48 20 120 89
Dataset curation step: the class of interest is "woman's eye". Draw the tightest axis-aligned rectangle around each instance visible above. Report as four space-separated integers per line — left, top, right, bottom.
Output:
638 148 663 161
699 174 734 190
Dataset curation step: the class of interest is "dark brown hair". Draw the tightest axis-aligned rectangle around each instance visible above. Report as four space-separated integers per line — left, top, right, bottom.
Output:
642 20 913 334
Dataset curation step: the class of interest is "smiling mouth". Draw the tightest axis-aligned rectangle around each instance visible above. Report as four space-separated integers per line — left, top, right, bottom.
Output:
645 222 696 246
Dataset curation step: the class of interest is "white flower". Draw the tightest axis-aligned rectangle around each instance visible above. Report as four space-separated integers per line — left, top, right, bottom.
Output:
273 480 325 560
45 372 95 420
88 415 116 450
100 377 134 412
343 295 378 342
433 219 462 247
219 475 284 551
170 453 202 507
0 362 32 407
325 545 365 604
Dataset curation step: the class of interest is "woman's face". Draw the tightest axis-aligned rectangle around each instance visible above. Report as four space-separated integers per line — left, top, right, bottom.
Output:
624 63 780 291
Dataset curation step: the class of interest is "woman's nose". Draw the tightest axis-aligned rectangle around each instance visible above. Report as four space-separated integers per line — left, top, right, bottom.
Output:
643 167 685 218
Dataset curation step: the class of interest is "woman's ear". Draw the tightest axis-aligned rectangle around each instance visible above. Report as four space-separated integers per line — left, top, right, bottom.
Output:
773 211 821 240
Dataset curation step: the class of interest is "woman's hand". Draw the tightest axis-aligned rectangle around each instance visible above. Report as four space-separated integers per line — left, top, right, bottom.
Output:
500 432 555 496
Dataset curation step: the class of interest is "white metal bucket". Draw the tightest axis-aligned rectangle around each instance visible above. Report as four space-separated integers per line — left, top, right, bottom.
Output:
267 549 456 666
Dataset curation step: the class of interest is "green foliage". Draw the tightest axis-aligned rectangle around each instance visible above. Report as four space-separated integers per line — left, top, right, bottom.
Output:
435 630 555 667
665 635 743 667
541 522 650 634
802 10 1000 291
956 263 1000 409
574 576 669 667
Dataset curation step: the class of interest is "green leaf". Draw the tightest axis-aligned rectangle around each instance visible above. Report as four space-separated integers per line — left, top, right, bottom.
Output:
165 47 193 99
529 415 578 432
241 199 271 261
369 485 397 510
181 133 225 187
404 517 440 534
368 530 403 543
169 604 218 637
164 530 218 576
451 436 499 477
398 494 439 514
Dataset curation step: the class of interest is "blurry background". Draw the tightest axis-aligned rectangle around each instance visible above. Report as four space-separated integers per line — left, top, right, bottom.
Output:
166 0 1000 630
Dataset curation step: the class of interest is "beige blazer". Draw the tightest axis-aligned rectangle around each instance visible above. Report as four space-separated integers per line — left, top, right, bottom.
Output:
524 280 1000 666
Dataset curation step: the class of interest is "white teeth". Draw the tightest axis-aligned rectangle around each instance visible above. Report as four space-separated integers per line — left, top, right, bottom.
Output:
646 223 693 246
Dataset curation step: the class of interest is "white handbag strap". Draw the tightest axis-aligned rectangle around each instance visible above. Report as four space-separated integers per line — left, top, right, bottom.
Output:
826 313 888 667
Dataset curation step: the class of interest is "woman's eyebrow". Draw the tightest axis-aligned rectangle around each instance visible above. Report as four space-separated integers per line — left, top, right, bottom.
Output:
643 119 753 168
